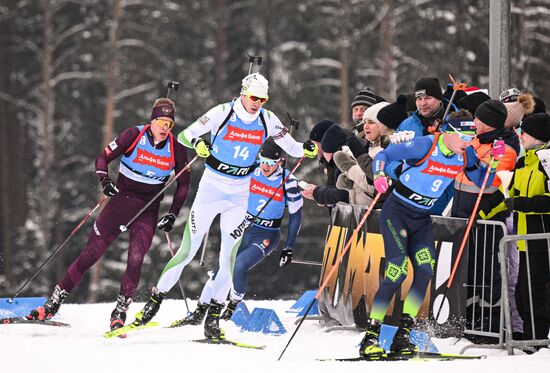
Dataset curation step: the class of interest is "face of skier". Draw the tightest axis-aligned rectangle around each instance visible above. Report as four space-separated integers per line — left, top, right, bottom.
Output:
444 132 473 154
415 95 441 117
241 94 268 115
363 119 382 142
151 117 174 142
259 156 281 176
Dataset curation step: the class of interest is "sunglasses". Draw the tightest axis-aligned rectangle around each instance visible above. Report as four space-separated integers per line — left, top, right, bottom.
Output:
446 122 475 142
246 95 268 104
259 156 279 166
154 118 175 130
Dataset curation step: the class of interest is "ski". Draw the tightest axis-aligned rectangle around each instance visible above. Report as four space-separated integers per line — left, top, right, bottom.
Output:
0 317 70 328
166 318 196 328
102 321 159 338
319 351 486 362
192 337 265 350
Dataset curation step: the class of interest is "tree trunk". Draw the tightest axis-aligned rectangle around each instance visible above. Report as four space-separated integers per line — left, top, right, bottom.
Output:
339 0 351 125
377 0 396 100
214 0 228 102
89 0 121 303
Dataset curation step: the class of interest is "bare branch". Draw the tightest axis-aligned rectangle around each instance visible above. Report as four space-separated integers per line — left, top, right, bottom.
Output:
0 91 42 117
49 71 100 88
115 81 157 101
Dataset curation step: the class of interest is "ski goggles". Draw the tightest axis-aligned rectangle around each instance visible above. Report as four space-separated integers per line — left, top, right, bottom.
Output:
445 122 475 142
153 118 175 130
246 95 268 104
259 156 279 166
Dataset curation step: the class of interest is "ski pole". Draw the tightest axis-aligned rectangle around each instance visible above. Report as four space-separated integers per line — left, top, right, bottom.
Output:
198 230 210 266
246 52 263 74
165 232 190 314
278 192 382 361
433 157 496 323
166 80 179 99
434 74 467 133
9 196 107 302
120 155 198 232
292 259 322 266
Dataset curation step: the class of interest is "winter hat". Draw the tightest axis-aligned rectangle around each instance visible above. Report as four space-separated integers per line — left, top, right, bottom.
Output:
241 72 269 98
499 87 522 103
504 92 535 128
475 99 508 129
414 77 443 101
260 137 283 160
321 125 352 153
151 98 176 121
309 119 335 142
457 91 491 117
520 113 550 143
404 93 417 115
443 83 467 102
377 95 409 130
532 96 547 114
363 102 390 123
351 86 379 108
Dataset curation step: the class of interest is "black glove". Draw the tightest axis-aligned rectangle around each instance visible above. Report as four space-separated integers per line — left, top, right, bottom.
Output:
101 177 119 197
504 198 514 213
157 213 176 232
346 135 367 157
279 247 293 267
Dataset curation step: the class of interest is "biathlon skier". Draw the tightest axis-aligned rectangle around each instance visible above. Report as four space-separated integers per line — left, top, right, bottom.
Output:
28 98 190 332
133 73 317 326
359 118 505 359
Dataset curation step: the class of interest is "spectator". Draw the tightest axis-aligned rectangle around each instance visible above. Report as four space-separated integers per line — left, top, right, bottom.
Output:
351 86 385 137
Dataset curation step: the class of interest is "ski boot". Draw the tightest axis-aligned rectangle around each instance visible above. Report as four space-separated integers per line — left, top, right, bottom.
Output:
203 301 224 339
135 287 165 325
220 299 240 321
28 285 69 320
359 319 386 360
170 302 210 327
389 314 418 356
110 293 132 331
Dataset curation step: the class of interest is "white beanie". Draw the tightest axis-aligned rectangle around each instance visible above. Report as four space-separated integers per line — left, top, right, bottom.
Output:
362 101 390 123
241 73 269 98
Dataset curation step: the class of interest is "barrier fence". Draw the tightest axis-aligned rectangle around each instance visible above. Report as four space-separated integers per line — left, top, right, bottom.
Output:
318 203 550 354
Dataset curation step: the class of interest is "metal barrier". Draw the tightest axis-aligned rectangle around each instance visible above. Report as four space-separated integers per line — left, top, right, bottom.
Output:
461 229 550 354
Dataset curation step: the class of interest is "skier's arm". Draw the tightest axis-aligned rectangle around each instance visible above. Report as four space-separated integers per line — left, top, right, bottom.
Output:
463 145 516 188
373 136 433 175
177 103 232 148
266 111 304 158
95 126 141 182
285 177 303 249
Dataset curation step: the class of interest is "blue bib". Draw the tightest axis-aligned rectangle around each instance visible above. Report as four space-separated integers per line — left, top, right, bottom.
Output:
119 125 174 185
246 167 286 228
394 135 464 209
206 102 267 178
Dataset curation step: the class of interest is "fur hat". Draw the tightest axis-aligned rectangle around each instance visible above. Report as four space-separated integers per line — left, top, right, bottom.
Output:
309 120 335 142
241 73 269 98
475 100 508 129
377 95 409 130
521 113 550 143
151 98 176 121
504 93 535 128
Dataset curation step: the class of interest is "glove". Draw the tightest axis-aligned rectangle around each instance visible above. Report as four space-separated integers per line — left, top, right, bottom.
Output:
389 130 415 144
157 213 176 232
373 172 390 194
101 177 119 197
491 140 506 160
345 135 367 157
302 140 318 159
192 137 211 158
279 247 293 267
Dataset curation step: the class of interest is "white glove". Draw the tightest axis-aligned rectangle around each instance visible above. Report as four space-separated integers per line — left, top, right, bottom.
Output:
389 130 415 144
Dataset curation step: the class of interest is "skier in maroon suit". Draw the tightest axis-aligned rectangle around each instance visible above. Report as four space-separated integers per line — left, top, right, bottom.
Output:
29 98 190 331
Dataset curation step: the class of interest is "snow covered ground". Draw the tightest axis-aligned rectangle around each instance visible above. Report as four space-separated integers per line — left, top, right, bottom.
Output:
2 299 549 373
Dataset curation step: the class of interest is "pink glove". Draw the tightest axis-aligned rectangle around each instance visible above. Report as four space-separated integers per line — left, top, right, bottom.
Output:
374 173 390 194
491 140 506 159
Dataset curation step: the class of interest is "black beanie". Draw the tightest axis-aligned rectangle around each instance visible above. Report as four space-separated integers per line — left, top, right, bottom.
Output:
351 87 378 108
309 119 335 142
533 96 547 114
321 125 351 153
521 113 550 143
457 91 491 117
414 77 443 101
475 99 508 129
260 137 283 160
443 83 467 102
377 95 409 130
